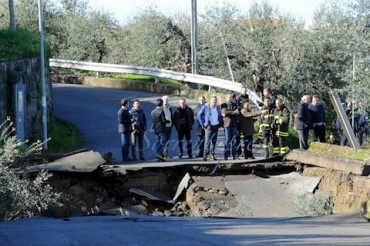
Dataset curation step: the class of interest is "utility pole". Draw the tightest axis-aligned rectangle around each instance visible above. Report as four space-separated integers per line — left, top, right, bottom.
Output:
219 30 235 82
191 0 197 75
38 0 47 149
9 0 15 30
352 54 355 129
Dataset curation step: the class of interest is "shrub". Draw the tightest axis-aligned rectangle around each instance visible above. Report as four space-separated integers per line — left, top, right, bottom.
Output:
0 28 51 62
0 119 60 220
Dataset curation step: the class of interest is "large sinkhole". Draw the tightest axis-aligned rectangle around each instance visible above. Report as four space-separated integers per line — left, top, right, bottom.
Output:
42 157 344 218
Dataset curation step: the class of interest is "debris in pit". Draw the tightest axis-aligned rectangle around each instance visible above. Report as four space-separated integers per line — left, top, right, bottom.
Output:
129 187 174 204
173 172 193 202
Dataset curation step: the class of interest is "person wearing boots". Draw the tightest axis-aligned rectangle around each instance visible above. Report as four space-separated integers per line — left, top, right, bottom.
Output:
272 98 290 156
240 101 266 159
236 87 250 158
173 98 195 159
259 98 275 158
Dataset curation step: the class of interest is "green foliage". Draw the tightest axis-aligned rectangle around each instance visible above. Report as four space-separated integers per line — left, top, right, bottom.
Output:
5 0 370 111
0 119 61 220
309 142 370 160
0 28 50 62
48 118 82 153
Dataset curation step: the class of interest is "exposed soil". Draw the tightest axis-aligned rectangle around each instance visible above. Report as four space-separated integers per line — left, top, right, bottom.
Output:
39 157 370 218
303 167 370 213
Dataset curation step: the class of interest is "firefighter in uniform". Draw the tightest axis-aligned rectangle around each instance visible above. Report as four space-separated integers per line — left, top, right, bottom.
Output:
272 98 290 156
259 98 275 158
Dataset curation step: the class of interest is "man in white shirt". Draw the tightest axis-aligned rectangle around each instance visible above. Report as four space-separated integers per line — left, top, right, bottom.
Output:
162 95 173 158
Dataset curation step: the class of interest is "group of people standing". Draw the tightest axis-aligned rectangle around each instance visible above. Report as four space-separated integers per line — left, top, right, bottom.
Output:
117 89 329 163
117 98 148 162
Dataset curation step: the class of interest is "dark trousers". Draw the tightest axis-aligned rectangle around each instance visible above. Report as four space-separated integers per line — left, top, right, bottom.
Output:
272 135 288 155
236 129 242 156
131 131 144 159
156 132 167 156
262 130 272 157
243 135 253 158
224 126 238 158
313 124 326 142
163 127 172 157
120 132 131 162
204 125 219 157
177 128 192 156
196 129 205 157
298 128 309 150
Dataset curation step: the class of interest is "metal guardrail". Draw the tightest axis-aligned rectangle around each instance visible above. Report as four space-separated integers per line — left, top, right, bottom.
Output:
49 59 262 106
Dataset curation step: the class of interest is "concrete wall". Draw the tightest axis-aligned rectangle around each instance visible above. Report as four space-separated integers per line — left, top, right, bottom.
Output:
0 58 51 141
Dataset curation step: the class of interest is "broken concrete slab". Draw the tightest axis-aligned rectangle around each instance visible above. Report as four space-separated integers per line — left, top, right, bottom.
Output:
14 151 105 173
286 150 370 176
104 155 285 176
220 172 323 217
129 187 174 204
272 172 322 194
173 173 192 202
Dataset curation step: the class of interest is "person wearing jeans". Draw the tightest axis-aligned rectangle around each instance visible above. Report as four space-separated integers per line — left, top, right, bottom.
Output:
117 98 132 162
129 99 147 161
221 93 239 160
199 96 223 161
151 99 169 161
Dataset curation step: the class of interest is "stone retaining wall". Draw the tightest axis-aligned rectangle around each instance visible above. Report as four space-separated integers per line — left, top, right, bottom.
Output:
0 58 51 141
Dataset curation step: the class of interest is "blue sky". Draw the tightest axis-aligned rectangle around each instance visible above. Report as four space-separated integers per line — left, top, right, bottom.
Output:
86 0 328 24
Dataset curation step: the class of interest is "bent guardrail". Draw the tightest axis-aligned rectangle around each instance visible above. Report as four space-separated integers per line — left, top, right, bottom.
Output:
49 58 262 106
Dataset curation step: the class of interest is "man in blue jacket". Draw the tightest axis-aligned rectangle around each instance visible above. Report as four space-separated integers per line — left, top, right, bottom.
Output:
198 96 223 161
118 98 132 162
193 96 207 158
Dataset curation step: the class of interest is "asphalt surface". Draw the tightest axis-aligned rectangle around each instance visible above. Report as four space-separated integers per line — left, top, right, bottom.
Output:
1 213 369 245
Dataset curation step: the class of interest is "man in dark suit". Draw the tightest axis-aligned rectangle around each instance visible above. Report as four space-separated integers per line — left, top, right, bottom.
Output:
193 95 206 158
118 98 132 162
151 99 169 161
173 98 195 158
295 95 312 150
